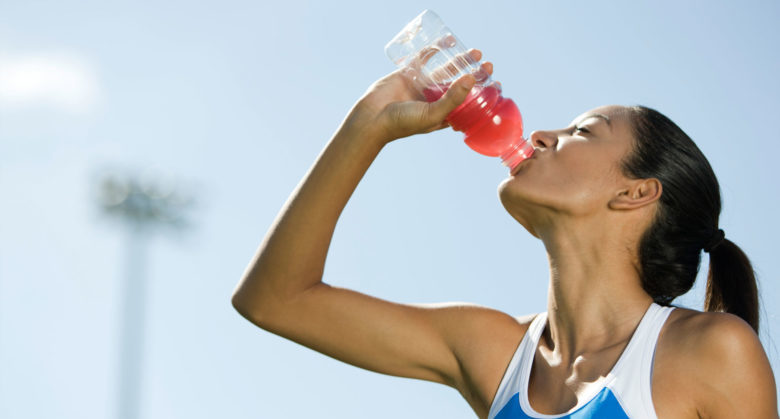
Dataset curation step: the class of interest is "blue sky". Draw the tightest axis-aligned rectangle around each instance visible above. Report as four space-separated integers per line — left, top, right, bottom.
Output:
1 1 778 418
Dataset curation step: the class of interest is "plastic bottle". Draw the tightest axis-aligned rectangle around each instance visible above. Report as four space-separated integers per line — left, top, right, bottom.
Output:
385 10 534 170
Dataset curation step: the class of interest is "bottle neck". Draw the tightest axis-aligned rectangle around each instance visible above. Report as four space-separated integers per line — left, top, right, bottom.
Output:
500 140 535 170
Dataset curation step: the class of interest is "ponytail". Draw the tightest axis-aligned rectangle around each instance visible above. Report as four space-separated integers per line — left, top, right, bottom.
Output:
624 106 761 331
705 238 760 332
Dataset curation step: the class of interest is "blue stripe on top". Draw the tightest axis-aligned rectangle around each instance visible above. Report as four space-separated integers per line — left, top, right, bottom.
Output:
494 387 630 419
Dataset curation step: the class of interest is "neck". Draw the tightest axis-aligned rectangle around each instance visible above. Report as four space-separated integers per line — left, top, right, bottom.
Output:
538 218 653 362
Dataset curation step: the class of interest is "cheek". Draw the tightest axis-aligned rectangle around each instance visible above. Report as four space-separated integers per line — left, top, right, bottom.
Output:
498 154 619 214
557 161 621 211
555 159 606 195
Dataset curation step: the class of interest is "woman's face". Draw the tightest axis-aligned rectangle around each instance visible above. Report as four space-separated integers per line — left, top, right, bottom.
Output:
498 105 637 237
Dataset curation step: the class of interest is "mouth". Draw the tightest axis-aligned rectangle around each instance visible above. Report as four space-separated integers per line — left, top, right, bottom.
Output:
509 150 538 176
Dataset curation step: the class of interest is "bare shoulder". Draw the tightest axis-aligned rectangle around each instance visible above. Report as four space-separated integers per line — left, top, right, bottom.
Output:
654 307 778 418
425 302 535 374
660 308 765 365
425 303 535 418
417 302 534 347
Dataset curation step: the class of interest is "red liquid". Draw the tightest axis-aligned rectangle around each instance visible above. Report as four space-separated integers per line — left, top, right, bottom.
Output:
422 83 527 160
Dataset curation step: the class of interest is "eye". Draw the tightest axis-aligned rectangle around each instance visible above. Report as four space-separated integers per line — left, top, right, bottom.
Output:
573 125 590 134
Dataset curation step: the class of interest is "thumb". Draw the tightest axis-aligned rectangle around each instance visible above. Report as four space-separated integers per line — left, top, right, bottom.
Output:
427 75 476 122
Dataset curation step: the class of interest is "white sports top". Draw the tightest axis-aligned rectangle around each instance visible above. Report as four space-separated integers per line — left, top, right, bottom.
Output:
488 303 675 419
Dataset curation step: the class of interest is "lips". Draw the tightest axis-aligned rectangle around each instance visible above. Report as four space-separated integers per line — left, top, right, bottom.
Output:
510 149 538 176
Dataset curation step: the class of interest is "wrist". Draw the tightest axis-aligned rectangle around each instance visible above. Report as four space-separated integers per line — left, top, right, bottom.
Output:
339 105 392 150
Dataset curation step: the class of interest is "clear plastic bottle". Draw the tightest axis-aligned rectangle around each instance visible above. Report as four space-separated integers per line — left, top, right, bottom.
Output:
385 10 534 170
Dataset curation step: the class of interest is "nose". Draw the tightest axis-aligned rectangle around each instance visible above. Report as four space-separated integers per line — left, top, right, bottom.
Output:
529 130 558 149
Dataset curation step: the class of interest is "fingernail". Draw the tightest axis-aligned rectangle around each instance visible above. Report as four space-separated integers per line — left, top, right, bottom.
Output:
462 76 476 90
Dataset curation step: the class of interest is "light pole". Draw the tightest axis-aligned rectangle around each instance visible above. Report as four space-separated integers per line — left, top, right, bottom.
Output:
97 171 193 419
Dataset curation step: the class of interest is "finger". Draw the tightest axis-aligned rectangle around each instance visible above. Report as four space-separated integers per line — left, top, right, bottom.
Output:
481 61 493 76
415 35 466 66
466 48 482 62
414 36 457 69
468 61 493 85
426 49 483 84
427 120 452 133
426 74 476 122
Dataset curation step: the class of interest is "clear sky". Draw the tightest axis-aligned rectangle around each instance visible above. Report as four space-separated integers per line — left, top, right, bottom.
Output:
1 1 778 418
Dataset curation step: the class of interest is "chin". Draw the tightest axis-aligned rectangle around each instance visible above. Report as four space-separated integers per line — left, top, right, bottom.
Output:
497 176 524 210
497 179 540 239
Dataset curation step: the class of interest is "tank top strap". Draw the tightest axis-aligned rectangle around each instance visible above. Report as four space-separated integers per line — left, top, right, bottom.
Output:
606 303 676 419
488 312 548 419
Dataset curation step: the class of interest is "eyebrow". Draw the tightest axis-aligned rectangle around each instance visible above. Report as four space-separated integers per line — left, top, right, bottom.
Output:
577 113 612 127
580 113 612 126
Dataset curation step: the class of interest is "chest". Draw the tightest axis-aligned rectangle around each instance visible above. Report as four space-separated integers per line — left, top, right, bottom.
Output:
526 349 622 415
523 345 697 418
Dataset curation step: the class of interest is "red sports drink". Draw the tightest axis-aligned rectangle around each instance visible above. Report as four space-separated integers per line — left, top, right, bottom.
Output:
422 83 534 169
386 10 534 170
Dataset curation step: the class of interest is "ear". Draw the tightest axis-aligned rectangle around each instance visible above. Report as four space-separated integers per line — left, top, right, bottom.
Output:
608 178 662 210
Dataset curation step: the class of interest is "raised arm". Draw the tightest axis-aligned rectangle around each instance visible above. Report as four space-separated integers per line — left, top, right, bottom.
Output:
231 52 528 410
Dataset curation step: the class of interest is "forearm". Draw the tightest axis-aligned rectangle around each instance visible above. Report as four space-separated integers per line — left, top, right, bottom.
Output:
232 109 386 315
232 68 477 319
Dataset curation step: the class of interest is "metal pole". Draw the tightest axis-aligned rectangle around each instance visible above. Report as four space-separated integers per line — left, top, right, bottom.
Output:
116 223 148 419
97 172 192 419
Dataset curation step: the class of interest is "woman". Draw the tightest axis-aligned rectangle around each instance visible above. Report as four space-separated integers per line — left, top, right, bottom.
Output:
231 50 778 418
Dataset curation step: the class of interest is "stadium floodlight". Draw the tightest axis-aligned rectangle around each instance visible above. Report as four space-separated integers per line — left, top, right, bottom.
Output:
97 170 194 419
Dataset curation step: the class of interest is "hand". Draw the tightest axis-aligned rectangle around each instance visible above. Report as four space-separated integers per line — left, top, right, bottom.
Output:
344 49 494 145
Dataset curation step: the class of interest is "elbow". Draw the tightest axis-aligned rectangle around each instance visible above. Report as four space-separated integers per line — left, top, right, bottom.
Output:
231 286 278 328
231 292 248 317
232 274 311 327
231 288 264 324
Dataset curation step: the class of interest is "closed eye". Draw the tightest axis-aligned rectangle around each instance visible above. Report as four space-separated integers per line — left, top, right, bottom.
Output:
573 126 590 134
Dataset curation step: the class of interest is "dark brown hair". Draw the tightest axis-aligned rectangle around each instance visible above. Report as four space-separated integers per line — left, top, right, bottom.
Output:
623 106 759 332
